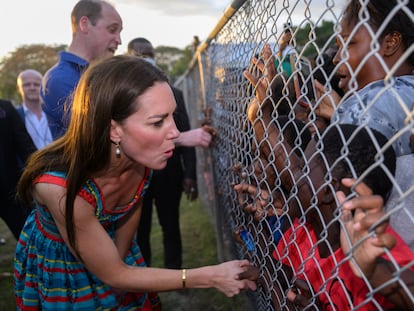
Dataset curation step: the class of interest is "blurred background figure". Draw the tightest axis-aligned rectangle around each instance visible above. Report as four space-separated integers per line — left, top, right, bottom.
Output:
274 22 296 78
41 0 123 139
16 69 52 149
0 99 36 241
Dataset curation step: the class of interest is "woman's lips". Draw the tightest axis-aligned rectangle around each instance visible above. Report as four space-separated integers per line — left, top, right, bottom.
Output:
164 149 174 158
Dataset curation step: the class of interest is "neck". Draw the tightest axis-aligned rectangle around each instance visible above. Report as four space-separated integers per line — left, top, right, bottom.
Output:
68 40 91 62
24 100 43 119
387 56 414 76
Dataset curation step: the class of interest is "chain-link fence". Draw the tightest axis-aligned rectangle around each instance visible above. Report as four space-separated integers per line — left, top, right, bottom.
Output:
175 0 414 310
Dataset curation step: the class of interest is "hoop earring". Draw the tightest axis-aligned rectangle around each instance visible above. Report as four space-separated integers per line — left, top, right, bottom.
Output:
115 142 121 157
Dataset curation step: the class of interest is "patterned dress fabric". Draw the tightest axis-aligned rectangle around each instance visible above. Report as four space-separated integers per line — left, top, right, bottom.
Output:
14 170 161 310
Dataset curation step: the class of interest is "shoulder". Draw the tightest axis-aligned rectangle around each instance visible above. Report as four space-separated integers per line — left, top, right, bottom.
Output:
395 75 414 86
16 105 25 118
0 100 20 120
394 154 414 182
41 53 87 103
43 51 88 82
0 99 14 110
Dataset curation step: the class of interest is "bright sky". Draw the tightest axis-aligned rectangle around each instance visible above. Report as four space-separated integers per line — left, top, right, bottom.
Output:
0 0 229 59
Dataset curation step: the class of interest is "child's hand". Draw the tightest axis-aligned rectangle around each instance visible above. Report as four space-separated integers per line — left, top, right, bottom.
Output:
337 179 396 279
314 79 341 120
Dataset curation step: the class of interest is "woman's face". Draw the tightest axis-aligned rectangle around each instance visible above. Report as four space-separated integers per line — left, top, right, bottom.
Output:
333 19 385 92
115 81 180 170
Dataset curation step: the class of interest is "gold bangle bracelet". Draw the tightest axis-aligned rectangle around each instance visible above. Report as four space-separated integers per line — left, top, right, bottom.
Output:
181 269 186 288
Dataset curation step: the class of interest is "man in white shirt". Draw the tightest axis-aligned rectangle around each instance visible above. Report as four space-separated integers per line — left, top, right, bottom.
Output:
16 69 52 149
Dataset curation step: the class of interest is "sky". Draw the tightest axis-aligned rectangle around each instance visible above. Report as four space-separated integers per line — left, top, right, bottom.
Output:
0 0 230 59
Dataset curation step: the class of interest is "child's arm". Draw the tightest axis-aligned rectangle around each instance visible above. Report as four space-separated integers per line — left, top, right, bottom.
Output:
338 178 414 309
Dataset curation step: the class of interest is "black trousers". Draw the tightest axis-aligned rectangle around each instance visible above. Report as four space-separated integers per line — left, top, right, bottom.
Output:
137 171 183 269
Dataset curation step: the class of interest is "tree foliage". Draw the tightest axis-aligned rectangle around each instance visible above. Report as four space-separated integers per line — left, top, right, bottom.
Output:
0 22 334 104
154 45 194 82
0 44 65 104
295 20 336 57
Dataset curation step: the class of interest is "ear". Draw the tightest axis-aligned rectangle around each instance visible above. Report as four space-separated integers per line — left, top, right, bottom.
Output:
78 16 90 33
110 119 122 143
382 32 403 57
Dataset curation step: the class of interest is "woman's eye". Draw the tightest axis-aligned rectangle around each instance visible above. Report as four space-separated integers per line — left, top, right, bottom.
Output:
153 120 164 127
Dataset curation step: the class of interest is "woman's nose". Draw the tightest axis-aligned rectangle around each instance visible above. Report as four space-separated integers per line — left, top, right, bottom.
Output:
169 121 180 140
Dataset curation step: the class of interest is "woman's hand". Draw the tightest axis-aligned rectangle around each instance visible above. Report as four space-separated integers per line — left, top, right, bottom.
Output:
212 260 258 297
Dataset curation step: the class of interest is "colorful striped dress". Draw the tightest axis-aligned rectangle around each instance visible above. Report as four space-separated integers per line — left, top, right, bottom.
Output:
14 171 161 310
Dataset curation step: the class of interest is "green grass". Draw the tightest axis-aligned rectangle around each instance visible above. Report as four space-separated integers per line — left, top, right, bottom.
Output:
0 197 253 310
154 197 253 310
0 219 16 310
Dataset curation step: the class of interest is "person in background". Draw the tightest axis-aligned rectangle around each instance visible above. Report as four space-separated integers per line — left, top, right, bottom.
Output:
14 55 257 310
383 103 414 251
127 37 213 268
338 179 414 310
314 0 414 157
41 0 123 139
274 22 296 78
0 99 36 241
16 69 52 149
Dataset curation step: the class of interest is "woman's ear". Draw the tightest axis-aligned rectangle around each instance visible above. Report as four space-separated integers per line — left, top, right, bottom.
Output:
382 31 403 57
110 119 122 142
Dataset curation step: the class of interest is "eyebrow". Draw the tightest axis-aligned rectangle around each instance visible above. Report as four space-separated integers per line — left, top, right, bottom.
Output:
148 113 169 120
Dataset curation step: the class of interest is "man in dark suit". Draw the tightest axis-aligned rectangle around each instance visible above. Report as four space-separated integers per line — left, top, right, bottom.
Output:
0 100 36 240
128 37 209 268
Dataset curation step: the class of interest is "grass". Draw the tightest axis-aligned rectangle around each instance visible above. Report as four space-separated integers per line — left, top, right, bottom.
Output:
0 197 253 310
0 218 16 310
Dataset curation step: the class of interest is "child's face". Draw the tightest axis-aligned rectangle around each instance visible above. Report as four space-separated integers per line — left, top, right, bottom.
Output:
333 19 384 92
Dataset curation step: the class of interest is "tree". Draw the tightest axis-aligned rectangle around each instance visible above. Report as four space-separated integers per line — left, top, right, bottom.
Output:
295 20 336 57
169 46 194 82
154 45 194 82
0 44 65 104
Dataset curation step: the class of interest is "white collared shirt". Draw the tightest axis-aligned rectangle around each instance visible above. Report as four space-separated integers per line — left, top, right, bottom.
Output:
22 103 53 149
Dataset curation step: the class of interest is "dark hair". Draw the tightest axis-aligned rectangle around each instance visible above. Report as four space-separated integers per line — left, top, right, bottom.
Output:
18 55 169 258
127 37 155 58
71 0 108 31
343 0 414 65
320 124 396 201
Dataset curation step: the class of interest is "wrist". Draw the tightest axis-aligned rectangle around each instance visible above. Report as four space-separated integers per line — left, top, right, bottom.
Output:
182 269 186 288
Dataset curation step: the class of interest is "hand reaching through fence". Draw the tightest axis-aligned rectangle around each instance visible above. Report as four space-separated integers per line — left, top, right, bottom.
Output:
313 79 342 120
338 180 395 278
337 178 414 310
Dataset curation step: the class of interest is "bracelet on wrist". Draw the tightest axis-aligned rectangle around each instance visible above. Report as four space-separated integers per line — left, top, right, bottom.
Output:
181 269 186 289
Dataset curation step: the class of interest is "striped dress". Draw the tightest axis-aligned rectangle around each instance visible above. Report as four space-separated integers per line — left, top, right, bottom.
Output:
14 171 161 310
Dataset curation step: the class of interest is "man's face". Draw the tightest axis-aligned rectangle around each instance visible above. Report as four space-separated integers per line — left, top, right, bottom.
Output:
89 3 123 60
17 71 42 104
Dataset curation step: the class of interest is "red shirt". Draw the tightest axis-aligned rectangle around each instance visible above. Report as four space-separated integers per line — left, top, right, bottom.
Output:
273 219 414 310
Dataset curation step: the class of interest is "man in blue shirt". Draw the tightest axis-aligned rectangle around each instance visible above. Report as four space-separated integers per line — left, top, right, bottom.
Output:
41 0 123 139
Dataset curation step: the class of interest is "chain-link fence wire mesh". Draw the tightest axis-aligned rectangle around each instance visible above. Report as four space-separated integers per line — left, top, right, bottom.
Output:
175 0 414 310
